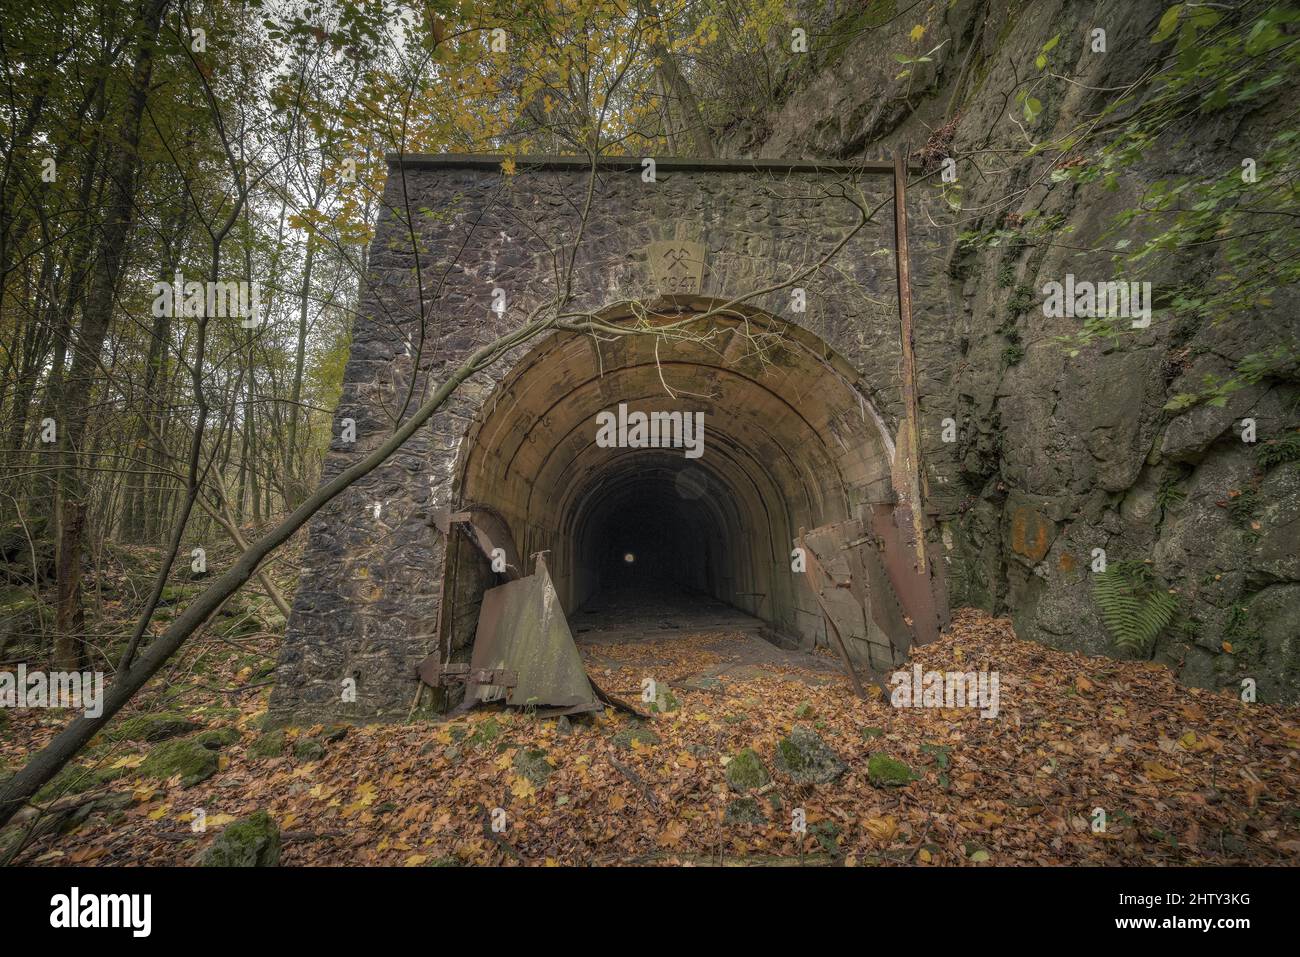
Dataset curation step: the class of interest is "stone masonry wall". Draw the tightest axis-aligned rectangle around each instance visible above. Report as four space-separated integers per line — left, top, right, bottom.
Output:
270 158 946 721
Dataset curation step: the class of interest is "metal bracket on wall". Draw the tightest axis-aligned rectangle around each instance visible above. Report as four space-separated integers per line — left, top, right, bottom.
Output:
418 660 518 691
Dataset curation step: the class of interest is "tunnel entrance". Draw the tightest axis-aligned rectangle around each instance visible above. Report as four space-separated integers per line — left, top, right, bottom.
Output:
444 303 918 677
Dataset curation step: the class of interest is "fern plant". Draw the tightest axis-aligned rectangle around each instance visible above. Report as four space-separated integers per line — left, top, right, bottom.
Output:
1256 431 1300 469
1093 561 1179 655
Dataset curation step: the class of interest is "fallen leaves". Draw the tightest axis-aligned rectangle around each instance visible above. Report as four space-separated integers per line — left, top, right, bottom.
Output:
6 609 1299 867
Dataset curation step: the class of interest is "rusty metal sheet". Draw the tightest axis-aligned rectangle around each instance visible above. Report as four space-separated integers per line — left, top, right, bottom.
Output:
869 503 948 647
795 520 899 686
467 555 600 712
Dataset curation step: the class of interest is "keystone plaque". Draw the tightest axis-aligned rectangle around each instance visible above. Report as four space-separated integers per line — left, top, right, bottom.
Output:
647 240 706 295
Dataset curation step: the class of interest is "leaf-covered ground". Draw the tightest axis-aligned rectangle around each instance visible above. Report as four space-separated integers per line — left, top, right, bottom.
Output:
4 608 1299 866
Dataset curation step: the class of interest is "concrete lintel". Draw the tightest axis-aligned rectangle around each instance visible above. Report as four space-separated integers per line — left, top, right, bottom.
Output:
385 152 919 176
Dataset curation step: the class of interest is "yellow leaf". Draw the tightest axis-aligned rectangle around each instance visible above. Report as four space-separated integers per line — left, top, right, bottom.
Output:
404 854 428 867
608 794 626 811
111 755 145 769
910 24 926 42
342 781 378 816
918 848 933 863
501 158 516 176
147 804 172 821
862 816 897 841
207 813 237 827
1142 761 1180 782
509 775 536 800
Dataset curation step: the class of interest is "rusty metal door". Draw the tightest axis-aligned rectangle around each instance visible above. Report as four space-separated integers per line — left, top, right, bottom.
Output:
800 521 897 675
799 507 948 675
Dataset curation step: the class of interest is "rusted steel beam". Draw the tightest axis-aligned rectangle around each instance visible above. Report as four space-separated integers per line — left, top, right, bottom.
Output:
387 153 921 176
892 146 928 571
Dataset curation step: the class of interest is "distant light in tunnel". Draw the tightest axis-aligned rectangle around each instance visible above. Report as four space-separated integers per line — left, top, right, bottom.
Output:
623 553 635 564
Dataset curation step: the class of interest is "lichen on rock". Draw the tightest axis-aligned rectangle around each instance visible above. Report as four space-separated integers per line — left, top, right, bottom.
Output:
773 726 846 784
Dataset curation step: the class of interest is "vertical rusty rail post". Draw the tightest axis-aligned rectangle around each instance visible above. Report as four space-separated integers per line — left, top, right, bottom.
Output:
892 145 928 571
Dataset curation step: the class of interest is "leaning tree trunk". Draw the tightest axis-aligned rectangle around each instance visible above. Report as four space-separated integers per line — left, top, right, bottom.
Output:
0 316 546 827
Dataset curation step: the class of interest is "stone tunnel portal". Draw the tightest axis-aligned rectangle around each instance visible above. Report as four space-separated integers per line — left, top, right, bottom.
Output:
447 304 901 665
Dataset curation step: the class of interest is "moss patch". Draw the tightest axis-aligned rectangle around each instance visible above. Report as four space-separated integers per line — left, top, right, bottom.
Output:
612 723 661 750
512 748 555 787
248 729 286 759
867 753 914 787
197 811 280 867
725 747 771 792
106 713 200 743
140 739 218 787
773 726 846 784
293 737 326 761
192 728 240 750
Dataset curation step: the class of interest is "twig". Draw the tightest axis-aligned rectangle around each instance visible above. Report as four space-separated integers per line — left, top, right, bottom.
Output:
608 755 661 810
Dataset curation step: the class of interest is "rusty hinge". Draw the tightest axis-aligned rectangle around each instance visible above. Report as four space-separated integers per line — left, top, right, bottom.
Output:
417 657 517 689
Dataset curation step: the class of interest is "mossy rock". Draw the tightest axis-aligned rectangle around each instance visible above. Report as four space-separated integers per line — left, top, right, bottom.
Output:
612 723 661 750
794 700 815 719
34 763 106 803
293 737 325 761
192 728 240 750
467 716 500 748
860 726 884 740
512 748 554 787
197 811 280 867
724 797 765 825
425 856 460 867
247 729 286 759
725 747 771 792
140 739 218 787
773 726 846 784
867 753 914 787
106 713 200 743
649 687 680 713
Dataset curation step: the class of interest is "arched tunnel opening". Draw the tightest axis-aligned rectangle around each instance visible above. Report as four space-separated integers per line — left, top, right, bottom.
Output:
444 306 904 671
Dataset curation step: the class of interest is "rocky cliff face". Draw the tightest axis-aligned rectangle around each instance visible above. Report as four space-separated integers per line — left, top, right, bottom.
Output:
733 0 1300 701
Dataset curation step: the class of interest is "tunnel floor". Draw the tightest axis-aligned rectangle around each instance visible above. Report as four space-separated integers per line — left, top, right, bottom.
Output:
571 585 845 689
